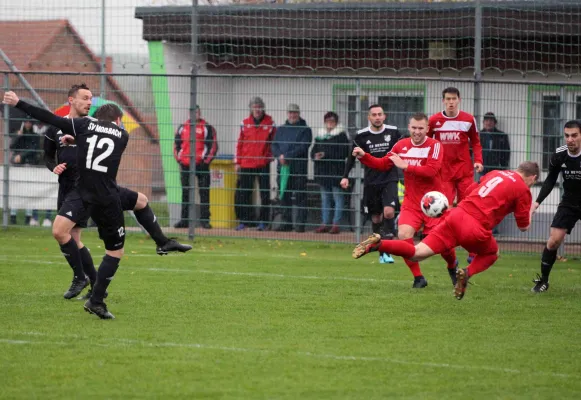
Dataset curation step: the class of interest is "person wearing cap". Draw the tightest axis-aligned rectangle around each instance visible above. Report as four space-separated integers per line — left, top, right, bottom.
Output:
271 103 313 232
480 112 510 174
311 111 350 234
234 96 276 231
173 105 218 229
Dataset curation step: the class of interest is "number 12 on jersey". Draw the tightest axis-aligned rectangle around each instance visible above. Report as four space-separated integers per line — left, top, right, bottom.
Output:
86 135 115 172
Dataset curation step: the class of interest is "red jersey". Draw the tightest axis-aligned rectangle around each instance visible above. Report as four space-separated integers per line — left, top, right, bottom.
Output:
174 119 218 167
235 114 276 169
359 137 443 211
428 110 483 181
458 170 531 231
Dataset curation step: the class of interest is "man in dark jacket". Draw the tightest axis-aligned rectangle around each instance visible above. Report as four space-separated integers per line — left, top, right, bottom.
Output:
272 103 312 232
174 105 218 229
480 112 510 174
311 112 350 234
10 117 41 165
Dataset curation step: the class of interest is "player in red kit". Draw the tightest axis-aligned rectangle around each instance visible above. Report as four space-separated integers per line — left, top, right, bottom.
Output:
429 87 483 204
352 113 458 288
353 161 539 300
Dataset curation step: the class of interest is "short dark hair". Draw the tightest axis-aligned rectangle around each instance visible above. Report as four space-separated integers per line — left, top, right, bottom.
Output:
68 83 90 98
368 104 383 112
564 120 581 133
409 112 429 123
442 87 461 98
94 103 123 122
517 161 540 178
324 111 339 122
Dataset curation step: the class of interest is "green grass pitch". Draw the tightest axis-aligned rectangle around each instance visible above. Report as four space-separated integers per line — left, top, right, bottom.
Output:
1 228 580 399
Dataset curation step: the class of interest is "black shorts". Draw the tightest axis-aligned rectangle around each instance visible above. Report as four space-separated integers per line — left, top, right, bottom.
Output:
89 197 126 251
118 186 139 211
363 182 399 215
57 180 77 211
57 189 90 228
550 204 581 234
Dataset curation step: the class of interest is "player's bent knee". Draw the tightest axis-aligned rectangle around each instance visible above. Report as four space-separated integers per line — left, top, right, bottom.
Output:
383 207 395 220
134 192 148 210
52 216 73 244
106 248 124 259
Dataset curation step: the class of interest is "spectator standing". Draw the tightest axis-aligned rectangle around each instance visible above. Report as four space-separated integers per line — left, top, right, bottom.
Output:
9 117 52 226
234 97 275 231
174 105 218 229
480 112 510 174
272 103 313 232
311 112 350 234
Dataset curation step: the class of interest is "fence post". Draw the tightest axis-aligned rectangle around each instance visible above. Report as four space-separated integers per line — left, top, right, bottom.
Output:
188 0 199 240
3 73 10 229
473 0 483 125
558 86 566 258
353 78 362 243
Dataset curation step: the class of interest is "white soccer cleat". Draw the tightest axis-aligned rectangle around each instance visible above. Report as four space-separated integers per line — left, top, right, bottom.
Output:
29 218 39 226
42 218 52 227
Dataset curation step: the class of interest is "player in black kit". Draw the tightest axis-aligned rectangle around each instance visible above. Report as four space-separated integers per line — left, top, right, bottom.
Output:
341 104 400 264
530 120 581 293
4 90 170 319
42 84 190 302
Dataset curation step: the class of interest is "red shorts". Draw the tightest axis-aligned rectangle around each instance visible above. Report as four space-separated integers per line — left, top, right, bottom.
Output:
423 208 498 256
441 176 475 205
398 206 441 235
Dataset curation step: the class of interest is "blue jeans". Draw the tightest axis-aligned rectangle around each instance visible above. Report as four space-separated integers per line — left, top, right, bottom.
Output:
320 186 344 225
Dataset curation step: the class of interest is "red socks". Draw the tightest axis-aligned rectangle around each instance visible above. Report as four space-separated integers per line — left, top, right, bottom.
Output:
440 248 458 269
467 253 498 277
379 238 423 277
378 238 416 259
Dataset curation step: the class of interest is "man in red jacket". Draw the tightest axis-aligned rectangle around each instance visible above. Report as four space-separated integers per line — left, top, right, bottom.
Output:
174 105 218 229
234 97 276 231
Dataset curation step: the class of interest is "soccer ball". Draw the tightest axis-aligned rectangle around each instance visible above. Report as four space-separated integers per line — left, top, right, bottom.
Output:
421 191 449 218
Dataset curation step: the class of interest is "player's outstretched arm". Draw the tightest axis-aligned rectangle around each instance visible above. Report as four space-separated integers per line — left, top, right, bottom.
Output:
535 162 560 205
5 94 74 134
359 150 394 171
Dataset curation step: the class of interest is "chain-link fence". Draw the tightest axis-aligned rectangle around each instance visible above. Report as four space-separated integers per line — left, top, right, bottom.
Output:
1 0 581 255
1 71 580 256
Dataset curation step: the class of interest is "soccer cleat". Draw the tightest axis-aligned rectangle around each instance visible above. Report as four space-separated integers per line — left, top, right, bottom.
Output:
77 288 108 301
531 274 550 293
412 276 428 288
29 218 39 226
352 233 381 259
84 300 115 320
454 268 469 300
42 218 52 227
63 277 90 300
448 260 459 286
379 253 395 264
156 239 192 255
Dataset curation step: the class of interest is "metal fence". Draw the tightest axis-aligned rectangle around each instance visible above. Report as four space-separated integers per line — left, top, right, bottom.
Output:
1 71 580 256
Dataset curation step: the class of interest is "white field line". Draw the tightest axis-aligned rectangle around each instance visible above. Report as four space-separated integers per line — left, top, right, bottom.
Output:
0 256 548 288
0 332 575 379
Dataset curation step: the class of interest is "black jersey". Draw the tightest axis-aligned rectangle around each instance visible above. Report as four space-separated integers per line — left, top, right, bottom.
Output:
536 145 581 208
343 124 400 185
16 101 129 205
44 123 79 184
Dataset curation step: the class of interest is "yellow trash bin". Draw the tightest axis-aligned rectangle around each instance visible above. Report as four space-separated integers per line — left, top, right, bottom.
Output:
209 157 237 228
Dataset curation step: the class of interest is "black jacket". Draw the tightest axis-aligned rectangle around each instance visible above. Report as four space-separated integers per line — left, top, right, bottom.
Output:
310 125 350 188
10 125 41 165
272 118 312 175
480 127 510 173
